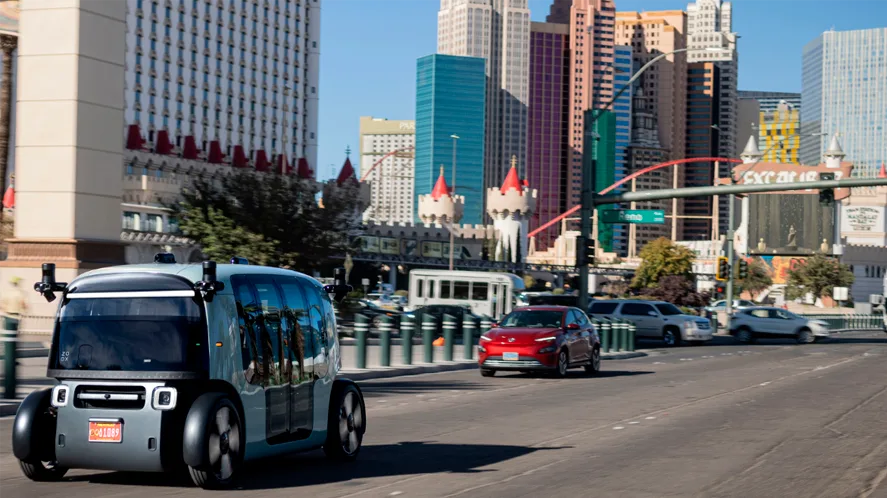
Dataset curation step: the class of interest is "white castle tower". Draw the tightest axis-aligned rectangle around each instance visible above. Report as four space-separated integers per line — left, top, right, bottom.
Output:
486 156 537 263
824 133 845 169
418 166 464 226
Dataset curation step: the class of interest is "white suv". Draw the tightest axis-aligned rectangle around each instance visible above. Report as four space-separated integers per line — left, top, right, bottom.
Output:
588 300 714 347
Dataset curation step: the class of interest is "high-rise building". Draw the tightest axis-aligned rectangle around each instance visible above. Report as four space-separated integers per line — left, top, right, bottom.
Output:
124 0 321 174
611 44 633 256
801 28 887 176
358 117 415 225
547 0 616 214
759 101 800 163
437 0 530 203
527 22 571 251
738 91 801 114
684 0 738 240
415 54 486 225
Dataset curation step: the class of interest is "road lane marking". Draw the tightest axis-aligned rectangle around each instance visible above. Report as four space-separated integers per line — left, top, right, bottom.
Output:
628 421 640 425
613 426 625 430
645 416 656 420
759 382 771 386
442 459 568 497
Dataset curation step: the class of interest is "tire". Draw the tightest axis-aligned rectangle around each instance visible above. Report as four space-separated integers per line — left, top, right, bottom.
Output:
797 328 815 344
18 460 68 482
187 398 243 490
584 347 601 376
735 327 755 344
480 369 496 377
372 315 384 328
323 384 366 462
662 328 681 347
554 349 569 378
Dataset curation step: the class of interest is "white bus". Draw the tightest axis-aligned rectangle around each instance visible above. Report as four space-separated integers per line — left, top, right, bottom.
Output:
407 270 517 319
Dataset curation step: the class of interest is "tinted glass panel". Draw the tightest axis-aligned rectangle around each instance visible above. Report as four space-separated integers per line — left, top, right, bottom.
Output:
589 302 619 314
621 303 654 316
655 303 683 316
454 281 469 300
252 276 285 386
472 282 488 301
500 310 564 328
276 277 312 382
440 280 451 299
232 276 264 384
51 297 207 372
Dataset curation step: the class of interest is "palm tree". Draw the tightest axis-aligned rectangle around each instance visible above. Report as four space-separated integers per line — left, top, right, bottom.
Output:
0 34 17 227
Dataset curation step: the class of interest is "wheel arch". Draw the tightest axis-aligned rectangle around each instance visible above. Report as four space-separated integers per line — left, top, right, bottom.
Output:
12 388 55 462
182 383 244 469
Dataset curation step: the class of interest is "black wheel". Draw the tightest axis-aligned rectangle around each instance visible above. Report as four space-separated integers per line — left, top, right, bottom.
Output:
372 315 384 328
480 369 496 377
797 328 815 344
323 384 366 462
584 347 601 376
662 328 681 347
735 327 755 344
555 349 569 378
19 460 68 482
188 398 243 489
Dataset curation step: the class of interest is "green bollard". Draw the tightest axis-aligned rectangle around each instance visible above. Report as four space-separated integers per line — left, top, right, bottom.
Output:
353 314 369 370
422 313 436 363
378 314 393 367
711 314 719 333
480 315 493 335
3 317 18 400
617 319 627 352
600 318 612 353
442 313 457 362
400 313 415 365
627 320 636 352
463 314 477 360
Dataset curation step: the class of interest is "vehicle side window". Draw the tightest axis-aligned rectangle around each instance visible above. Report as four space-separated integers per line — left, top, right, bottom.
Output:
231 275 264 385
321 292 337 344
299 279 326 356
472 282 488 301
589 302 619 314
564 311 576 326
250 276 284 386
622 303 654 316
416 279 424 298
440 280 451 299
454 281 469 300
573 309 589 326
751 309 769 318
276 276 312 383
771 309 792 320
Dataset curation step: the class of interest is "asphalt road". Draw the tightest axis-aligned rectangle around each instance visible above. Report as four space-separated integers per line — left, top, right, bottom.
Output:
4 332 887 497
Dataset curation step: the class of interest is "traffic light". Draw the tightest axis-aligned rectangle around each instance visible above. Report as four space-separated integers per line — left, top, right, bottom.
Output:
737 259 749 279
584 237 596 266
819 173 835 207
716 256 730 282
714 284 726 299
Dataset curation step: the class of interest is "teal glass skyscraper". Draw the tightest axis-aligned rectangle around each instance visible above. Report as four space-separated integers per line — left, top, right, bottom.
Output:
415 54 486 225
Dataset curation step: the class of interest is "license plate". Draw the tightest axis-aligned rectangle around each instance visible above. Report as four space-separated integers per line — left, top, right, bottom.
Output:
89 421 122 443
502 352 519 361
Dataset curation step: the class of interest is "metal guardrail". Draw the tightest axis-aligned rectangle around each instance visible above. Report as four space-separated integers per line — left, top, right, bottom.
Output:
799 314 887 333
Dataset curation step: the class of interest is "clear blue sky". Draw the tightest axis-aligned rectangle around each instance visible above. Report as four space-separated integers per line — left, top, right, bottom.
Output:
316 0 887 181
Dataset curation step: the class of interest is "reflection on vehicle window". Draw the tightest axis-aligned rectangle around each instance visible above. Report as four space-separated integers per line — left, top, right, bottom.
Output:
751 309 769 318
52 297 207 372
655 303 683 316
500 310 563 328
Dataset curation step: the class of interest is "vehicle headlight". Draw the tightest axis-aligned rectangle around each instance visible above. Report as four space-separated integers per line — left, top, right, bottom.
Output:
151 387 178 411
535 336 556 342
683 321 696 329
478 345 486 353
51 385 69 408
538 345 556 354
480 334 492 342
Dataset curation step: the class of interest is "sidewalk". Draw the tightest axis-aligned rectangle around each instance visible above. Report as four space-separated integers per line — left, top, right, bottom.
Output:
0 344 648 417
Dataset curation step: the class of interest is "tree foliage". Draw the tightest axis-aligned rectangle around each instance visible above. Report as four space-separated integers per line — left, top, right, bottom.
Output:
737 258 773 296
631 237 696 289
642 275 710 308
784 254 854 301
174 170 362 271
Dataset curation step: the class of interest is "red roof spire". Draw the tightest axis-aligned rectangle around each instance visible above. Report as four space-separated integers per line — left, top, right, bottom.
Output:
336 158 357 185
879 162 887 179
2 174 13 210
500 155 522 193
431 165 451 200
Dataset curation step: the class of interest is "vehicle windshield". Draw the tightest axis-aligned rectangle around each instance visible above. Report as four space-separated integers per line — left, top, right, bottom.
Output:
655 303 684 316
499 310 564 328
50 296 208 372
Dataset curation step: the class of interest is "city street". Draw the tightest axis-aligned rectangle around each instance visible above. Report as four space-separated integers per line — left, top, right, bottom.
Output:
3 332 887 497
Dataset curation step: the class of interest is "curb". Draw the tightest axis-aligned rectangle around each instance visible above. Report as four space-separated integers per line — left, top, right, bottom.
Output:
0 349 50 360
1 402 20 417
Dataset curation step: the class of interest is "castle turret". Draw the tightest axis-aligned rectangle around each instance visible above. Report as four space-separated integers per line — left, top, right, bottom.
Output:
486 156 537 263
740 135 762 164
418 165 464 226
824 133 845 169
323 147 371 222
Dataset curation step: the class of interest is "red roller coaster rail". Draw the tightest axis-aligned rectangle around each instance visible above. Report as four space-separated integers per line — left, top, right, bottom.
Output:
527 156 743 239
359 146 415 182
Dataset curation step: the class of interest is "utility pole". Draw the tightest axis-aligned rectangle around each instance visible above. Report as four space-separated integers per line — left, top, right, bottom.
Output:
578 115 598 310
449 134 459 271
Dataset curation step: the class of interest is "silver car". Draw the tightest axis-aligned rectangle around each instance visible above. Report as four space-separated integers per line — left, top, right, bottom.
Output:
729 306 829 344
588 300 713 346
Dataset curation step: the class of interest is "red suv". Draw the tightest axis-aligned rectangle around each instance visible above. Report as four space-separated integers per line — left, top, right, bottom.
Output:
477 306 601 378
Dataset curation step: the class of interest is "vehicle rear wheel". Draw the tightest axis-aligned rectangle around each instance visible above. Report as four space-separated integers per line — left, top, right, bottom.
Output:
323 384 366 462
797 328 815 344
662 328 681 347
555 349 569 378
188 398 243 489
584 347 601 376
19 460 68 482
735 327 755 344
480 369 496 377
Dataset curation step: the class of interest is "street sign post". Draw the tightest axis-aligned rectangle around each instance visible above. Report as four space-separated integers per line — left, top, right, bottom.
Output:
600 209 665 225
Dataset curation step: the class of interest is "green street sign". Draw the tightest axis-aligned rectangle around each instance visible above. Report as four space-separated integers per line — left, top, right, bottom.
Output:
600 209 665 225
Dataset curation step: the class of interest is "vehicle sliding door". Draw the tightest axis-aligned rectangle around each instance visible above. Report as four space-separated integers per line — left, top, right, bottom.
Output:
275 277 315 440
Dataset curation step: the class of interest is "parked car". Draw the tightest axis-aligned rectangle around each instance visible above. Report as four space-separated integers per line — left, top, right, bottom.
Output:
409 304 473 337
477 306 601 378
587 299 713 346
729 307 829 344
357 299 403 326
704 299 756 314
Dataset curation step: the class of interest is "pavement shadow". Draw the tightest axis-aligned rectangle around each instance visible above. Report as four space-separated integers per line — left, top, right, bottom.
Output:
67 441 571 490
497 370 654 379
359 379 494 396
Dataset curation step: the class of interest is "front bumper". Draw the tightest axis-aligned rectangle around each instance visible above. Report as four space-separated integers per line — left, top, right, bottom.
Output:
682 327 714 341
479 353 557 371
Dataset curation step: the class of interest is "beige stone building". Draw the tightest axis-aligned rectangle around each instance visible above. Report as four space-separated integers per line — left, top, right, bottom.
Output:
358 116 415 225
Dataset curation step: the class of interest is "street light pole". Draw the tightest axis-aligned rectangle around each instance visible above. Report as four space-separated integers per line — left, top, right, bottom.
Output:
578 46 728 310
449 134 459 271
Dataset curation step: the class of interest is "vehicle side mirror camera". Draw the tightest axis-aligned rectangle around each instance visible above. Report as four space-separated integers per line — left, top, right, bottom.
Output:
194 261 225 302
567 323 580 330
33 263 68 303
324 267 352 303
